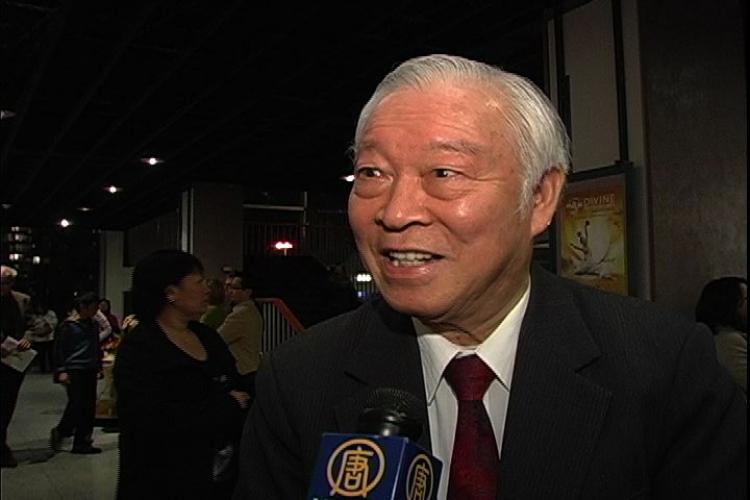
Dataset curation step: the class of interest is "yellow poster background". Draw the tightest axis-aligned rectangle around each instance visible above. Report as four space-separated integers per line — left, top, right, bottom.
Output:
557 173 628 295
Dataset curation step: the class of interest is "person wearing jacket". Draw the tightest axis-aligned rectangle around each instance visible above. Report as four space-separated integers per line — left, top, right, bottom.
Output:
1 265 32 468
50 291 103 454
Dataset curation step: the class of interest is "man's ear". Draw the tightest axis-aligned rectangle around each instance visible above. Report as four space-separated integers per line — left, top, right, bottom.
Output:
530 168 566 238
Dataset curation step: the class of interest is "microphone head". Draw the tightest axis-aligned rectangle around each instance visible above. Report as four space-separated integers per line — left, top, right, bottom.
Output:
357 387 423 441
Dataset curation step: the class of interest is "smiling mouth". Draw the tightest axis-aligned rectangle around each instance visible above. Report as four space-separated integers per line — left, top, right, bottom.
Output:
385 251 442 267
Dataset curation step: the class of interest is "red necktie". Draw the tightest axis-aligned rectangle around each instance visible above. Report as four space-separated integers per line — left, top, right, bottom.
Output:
444 354 500 500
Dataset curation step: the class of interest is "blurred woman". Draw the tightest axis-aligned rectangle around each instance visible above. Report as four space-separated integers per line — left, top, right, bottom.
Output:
114 249 249 499
199 277 230 330
695 276 747 393
24 297 58 372
98 299 121 335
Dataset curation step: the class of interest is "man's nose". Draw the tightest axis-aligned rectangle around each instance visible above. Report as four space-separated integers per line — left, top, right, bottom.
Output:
375 176 430 230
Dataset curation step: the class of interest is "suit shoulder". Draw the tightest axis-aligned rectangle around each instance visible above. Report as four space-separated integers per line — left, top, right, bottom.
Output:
557 276 707 359
551 273 692 327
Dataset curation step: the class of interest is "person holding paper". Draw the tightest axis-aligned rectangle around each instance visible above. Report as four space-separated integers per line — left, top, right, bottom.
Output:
1 265 31 468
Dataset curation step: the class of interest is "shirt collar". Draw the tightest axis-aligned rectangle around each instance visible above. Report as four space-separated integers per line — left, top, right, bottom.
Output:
232 299 253 310
415 278 531 404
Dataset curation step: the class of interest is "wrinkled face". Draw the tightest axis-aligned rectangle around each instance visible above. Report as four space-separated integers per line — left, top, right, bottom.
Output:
169 272 209 320
348 83 556 328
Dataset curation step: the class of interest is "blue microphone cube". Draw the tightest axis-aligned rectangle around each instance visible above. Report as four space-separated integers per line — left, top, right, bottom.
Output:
307 433 443 500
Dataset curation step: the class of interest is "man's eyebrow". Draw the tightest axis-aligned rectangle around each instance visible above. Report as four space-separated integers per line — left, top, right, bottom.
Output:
428 139 485 155
355 139 485 158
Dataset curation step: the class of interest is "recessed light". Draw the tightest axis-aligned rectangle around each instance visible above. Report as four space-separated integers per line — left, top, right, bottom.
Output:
340 174 355 182
59 219 71 228
140 157 163 166
78 206 92 212
105 185 122 194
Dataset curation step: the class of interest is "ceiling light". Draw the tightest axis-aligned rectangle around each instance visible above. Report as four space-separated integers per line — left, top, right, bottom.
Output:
0 110 16 120
140 157 163 166
59 219 71 228
340 174 356 182
106 185 122 194
78 206 92 212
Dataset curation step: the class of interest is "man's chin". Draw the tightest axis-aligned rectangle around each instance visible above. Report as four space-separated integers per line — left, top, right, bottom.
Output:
381 292 447 321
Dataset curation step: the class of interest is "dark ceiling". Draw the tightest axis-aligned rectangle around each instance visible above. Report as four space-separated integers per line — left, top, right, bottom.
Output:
1 0 575 230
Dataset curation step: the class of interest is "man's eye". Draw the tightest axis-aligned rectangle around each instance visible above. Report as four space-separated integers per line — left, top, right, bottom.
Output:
434 168 457 178
355 167 382 178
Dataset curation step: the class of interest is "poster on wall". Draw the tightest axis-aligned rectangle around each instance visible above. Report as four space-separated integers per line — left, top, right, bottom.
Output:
556 165 629 295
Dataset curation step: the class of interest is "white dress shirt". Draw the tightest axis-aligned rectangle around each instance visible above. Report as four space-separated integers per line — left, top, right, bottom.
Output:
414 280 530 500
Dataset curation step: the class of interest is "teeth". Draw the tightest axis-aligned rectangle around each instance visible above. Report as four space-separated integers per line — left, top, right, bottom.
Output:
388 251 434 267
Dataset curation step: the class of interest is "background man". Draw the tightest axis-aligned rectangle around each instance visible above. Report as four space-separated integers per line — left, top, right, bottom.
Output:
218 272 263 397
233 54 746 499
50 292 104 454
0 265 32 468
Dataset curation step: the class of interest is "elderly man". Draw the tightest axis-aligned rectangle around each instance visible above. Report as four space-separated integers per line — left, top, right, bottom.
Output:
233 55 746 499
1 265 32 468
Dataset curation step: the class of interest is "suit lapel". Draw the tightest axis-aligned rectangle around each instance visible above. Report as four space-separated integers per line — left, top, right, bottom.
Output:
333 299 432 451
498 269 612 500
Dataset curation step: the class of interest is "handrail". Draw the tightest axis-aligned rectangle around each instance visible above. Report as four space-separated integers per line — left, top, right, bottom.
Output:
256 297 305 353
256 297 305 332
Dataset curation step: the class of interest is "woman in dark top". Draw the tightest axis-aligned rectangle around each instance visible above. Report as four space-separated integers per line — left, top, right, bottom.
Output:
114 250 249 499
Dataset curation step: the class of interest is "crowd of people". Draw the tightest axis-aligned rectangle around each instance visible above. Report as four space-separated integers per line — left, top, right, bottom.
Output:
1 53 747 500
1 258 265 492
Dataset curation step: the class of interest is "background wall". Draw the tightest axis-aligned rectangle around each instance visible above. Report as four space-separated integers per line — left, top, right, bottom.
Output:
100 230 132 318
548 0 651 299
639 0 747 317
189 182 244 280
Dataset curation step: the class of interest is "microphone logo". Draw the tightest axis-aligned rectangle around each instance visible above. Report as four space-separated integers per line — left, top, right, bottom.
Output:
406 453 434 500
326 438 385 497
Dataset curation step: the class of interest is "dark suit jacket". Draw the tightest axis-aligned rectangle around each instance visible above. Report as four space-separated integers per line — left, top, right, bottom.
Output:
233 267 747 500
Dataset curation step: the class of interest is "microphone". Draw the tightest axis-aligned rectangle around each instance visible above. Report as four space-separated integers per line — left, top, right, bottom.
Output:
307 388 443 500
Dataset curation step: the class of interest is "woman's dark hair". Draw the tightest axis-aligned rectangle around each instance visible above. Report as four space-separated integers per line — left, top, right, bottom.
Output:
131 249 204 322
99 298 111 310
695 276 747 333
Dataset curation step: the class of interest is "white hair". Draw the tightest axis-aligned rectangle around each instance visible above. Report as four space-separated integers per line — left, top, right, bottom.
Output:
1 265 18 278
353 54 571 213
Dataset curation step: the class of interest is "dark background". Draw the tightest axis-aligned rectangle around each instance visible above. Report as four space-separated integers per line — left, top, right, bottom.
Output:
1 0 588 230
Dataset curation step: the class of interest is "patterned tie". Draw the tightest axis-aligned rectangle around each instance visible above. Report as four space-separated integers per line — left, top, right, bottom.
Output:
444 354 500 500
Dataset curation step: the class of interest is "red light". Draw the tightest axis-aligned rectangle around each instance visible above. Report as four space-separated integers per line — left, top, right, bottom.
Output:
272 241 294 255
